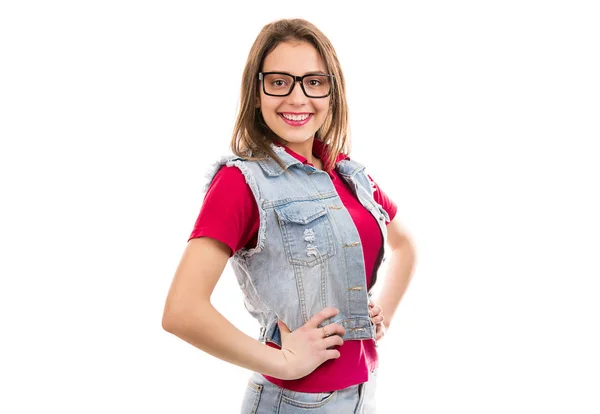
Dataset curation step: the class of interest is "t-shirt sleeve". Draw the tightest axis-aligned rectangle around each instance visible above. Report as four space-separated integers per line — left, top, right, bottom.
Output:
188 166 260 256
368 175 398 223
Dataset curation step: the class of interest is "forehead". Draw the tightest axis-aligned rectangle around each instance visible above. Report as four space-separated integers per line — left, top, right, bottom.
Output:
262 41 326 74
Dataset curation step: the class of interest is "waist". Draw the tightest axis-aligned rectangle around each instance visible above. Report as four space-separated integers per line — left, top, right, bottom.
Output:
261 339 378 393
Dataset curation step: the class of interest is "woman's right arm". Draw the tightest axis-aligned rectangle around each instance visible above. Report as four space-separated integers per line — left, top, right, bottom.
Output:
162 237 288 377
162 237 344 380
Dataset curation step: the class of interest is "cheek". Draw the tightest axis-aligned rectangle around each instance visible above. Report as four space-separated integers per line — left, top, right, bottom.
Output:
315 102 331 120
316 98 331 114
259 97 278 116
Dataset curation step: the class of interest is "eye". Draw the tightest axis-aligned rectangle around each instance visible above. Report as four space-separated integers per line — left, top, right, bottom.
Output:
266 76 291 89
304 75 329 89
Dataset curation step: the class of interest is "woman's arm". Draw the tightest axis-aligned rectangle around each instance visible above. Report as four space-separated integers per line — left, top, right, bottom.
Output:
162 237 344 380
373 217 416 330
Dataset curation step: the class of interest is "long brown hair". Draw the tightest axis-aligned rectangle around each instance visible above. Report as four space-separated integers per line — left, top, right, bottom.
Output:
230 18 350 172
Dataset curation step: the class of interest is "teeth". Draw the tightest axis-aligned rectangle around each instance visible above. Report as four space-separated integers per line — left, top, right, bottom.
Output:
282 113 310 121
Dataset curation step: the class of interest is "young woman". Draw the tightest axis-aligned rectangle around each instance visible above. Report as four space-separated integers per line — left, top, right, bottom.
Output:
162 18 415 413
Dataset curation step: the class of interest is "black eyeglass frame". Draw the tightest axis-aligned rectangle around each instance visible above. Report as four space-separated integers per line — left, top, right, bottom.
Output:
258 72 334 98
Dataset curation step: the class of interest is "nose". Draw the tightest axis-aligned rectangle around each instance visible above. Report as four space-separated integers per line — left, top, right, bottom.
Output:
286 80 308 104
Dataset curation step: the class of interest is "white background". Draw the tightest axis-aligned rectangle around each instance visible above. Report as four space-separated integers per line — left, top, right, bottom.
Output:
1 1 599 413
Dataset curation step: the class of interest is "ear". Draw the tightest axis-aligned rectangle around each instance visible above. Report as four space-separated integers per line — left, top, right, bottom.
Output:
255 91 261 108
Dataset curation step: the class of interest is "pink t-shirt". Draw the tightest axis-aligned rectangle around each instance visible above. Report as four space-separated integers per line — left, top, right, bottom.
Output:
189 140 397 392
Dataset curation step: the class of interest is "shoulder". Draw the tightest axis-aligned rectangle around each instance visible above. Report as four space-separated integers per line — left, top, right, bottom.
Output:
209 164 248 188
203 163 254 206
202 154 255 192
335 156 371 189
365 174 398 223
335 157 366 176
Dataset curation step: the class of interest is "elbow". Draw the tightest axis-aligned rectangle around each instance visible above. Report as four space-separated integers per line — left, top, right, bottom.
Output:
407 237 417 268
162 309 180 334
392 233 417 267
161 301 189 334
395 233 416 255
161 300 212 334
407 236 417 264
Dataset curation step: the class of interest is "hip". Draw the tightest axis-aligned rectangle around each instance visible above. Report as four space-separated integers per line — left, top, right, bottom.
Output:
240 369 378 413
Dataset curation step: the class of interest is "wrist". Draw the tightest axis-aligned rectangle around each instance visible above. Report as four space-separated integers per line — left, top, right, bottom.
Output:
262 345 291 379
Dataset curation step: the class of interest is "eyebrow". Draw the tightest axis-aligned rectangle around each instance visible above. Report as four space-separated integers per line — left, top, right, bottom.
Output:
262 70 328 75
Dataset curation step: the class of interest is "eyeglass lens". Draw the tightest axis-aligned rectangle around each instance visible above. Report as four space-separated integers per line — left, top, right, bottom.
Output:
263 73 331 97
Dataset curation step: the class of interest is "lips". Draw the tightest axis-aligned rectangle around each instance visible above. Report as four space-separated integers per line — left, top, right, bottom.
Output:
279 113 313 126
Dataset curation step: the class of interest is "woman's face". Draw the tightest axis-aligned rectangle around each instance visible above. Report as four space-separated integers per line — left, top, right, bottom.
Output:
258 41 331 146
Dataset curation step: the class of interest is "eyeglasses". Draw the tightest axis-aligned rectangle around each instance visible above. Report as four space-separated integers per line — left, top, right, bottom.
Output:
258 72 334 98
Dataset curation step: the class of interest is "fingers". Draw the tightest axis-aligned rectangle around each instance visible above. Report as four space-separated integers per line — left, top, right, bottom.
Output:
371 314 384 325
321 322 346 337
278 319 291 334
369 301 386 342
323 334 344 349
278 319 291 342
306 307 339 329
369 303 384 329
375 323 386 341
324 349 341 360
369 304 382 318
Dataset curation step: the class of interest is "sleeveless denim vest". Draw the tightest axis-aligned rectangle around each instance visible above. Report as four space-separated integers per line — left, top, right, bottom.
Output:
204 145 390 346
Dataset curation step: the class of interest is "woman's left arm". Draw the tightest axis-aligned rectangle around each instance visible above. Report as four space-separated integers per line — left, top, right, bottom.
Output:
373 217 416 331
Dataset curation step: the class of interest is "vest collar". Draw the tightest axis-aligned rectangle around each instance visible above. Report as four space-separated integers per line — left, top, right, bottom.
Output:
335 158 366 177
256 144 304 176
256 142 366 177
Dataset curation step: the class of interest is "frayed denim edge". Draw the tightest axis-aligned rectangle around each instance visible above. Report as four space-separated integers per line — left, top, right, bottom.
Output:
202 155 266 258
225 159 266 258
202 154 236 194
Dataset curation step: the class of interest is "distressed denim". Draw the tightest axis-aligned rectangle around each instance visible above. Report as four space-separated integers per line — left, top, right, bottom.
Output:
240 369 378 413
205 144 389 345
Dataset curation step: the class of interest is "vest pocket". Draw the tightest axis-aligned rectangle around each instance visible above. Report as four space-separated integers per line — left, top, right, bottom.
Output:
274 202 335 267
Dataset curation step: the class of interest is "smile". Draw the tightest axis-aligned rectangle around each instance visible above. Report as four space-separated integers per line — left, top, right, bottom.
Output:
279 113 313 126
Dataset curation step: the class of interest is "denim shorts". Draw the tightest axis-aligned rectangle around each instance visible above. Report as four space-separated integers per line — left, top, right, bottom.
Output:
240 370 377 413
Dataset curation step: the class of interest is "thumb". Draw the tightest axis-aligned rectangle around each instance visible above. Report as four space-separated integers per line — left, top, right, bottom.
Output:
277 319 291 335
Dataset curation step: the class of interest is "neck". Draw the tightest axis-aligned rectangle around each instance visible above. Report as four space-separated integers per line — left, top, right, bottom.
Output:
279 137 316 165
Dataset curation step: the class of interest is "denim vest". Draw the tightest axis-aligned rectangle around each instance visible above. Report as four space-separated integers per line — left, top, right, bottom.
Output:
204 145 390 347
